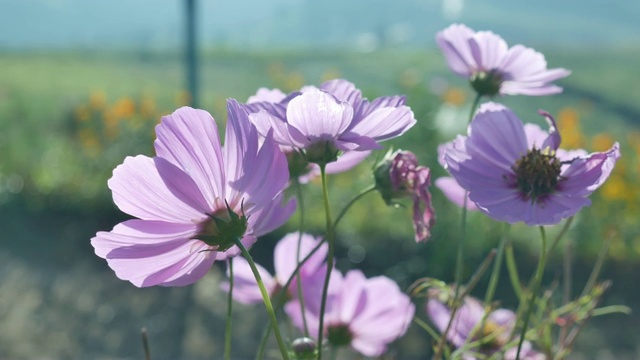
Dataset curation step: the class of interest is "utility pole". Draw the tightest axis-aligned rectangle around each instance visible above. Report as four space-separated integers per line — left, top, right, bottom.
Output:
185 0 199 108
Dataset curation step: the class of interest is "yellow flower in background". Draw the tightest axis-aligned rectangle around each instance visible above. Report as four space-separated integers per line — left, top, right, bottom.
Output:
557 107 585 149
74 105 91 122
441 87 465 106
111 98 136 119
89 91 107 110
592 133 615 152
321 68 341 83
77 128 101 157
139 95 156 119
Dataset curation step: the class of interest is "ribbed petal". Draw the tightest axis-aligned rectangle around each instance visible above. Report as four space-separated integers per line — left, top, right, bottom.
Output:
247 87 287 104
320 79 363 109
91 219 214 287
109 155 209 223
436 24 477 76
347 105 416 143
469 31 508 70
154 107 225 211
249 194 297 236
286 89 354 143
273 233 327 283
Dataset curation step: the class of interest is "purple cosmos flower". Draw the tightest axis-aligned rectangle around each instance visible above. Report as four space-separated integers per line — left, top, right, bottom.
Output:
287 270 415 357
245 84 373 182
91 102 296 287
427 296 543 359
443 102 619 225
437 24 570 97
374 149 436 242
248 79 416 165
221 232 327 304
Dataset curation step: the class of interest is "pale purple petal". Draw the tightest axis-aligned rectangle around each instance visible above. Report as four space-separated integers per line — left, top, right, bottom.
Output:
347 105 416 143
247 87 287 104
154 107 225 210
273 232 327 283
108 155 209 223
286 89 354 143
320 79 363 108
436 23 477 76
91 219 214 287
435 177 479 211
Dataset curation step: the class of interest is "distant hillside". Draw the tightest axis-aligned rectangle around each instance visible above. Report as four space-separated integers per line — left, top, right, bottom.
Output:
2 0 639 50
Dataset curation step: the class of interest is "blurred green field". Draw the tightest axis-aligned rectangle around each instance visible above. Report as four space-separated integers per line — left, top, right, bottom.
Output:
1 47 639 358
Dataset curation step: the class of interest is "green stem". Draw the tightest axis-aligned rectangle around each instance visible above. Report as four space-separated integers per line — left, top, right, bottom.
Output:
484 224 510 305
225 259 234 360
332 184 376 230
546 217 574 256
233 238 290 360
515 226 548 360
294 182 311 337
467 93 482 124
505 240 523 300
317 165 335 360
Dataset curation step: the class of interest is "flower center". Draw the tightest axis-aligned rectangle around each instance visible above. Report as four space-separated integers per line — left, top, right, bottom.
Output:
511 148 562 202
327 324 353 348
195 203 248 252
470 70 503 97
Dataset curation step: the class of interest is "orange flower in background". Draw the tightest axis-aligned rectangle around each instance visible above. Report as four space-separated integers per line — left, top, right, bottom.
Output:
441 87 465 106
111 98 136 119
557 107 585 149
592 133 615 152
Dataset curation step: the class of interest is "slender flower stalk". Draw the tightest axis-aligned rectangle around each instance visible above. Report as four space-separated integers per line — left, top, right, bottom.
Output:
232 238 290 360
225 259 234 360
515 226 548 359
506 240 524 300
333 184 376 230
294 182 311 337
317 164 335 360
484 223 510 306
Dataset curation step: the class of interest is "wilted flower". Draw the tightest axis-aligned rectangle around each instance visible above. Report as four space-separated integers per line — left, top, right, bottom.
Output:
248 79 415 165
287 270 415 357
427 296 544 359
436 24 570 97
374 149 436 242
442 102 619 225
221 232 327 304
91 102 296 287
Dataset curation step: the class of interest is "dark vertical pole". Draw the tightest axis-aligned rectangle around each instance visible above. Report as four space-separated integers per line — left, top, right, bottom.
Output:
185 0 199 108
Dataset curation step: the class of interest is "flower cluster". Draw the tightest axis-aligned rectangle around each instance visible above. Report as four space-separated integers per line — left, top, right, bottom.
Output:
90 22 621 360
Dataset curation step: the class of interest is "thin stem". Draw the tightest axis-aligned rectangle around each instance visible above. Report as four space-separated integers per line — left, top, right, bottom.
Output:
546 217 574 256
294 182 311 337
505 240 523 300
233 238 290 360
558 238 573 347
515 226 548 360
467 93 482 124
484 224 510 305
581 233 613 297
225 259 234 360
317 164 335 360
332 184 376 230
454 195 469 298
141 327 151 360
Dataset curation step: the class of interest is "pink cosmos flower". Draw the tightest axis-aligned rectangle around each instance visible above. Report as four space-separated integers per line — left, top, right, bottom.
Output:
91 102 296 287
248 79 416 164
374 149 436 242
244 84 372 182
221 232 328 304
427 296 544 359
437 24 570 97
287 270 415 357
443 102 619 225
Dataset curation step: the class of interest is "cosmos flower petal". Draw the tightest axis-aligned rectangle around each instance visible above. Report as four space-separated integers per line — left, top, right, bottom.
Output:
273 233 327 283
108 155 209 223
286 89 354 142
437 24 570 96
91 219 214 287
247 87 287 104
348 105 416 143
320 79 363 108
435 176 479 211
249 195 297 236
154 107 225 209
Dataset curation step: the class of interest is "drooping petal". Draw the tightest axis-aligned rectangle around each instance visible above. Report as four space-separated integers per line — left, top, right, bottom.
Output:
91 219 214 287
